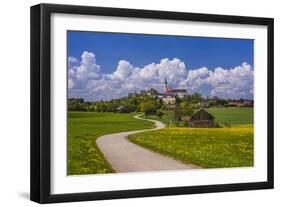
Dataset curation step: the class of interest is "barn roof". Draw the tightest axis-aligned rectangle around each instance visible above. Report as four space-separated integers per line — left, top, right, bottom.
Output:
116 105 128 110
147 88 159 95
190 109 214 121
172 89 187 93
163 93 176 98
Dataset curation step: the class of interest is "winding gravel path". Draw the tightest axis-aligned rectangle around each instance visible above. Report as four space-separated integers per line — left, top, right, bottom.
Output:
96 114 198 173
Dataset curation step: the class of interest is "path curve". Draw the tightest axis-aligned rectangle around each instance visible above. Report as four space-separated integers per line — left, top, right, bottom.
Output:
96 114 198 172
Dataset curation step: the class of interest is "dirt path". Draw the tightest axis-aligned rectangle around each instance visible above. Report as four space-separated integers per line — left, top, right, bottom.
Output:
96 114 198 173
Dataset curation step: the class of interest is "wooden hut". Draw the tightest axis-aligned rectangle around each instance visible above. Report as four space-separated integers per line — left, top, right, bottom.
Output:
116 105 130 113
189 109 215 128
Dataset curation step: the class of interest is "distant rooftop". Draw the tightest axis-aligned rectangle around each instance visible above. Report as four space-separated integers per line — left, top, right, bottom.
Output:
172 89 187 93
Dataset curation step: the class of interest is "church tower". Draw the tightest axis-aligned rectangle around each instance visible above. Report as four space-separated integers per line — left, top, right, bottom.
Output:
164 78 168 92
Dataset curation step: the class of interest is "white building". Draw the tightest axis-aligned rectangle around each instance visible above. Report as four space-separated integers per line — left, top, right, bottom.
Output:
144 79 187 106
163 78 187 98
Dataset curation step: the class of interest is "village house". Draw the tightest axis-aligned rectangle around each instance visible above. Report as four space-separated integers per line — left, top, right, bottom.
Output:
146 88 160 98
145 79 187 105
227 100 254 107
163 78 187 98
189 109 215 128
116 105 131 113
162 93 177 105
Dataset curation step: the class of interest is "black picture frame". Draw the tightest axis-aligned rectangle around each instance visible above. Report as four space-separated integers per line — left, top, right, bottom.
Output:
30 3 274 204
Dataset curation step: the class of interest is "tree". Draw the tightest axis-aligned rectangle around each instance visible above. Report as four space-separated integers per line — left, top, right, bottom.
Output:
173 104 182 126
140 100 160 117
156 110 164 119
191 92 202 104
88 104 96 111
68 98 88 111
172 102 194 126
180 102 194 116
68 98 84 103
95 102 107 112
68 101 80 111
215 99 228 107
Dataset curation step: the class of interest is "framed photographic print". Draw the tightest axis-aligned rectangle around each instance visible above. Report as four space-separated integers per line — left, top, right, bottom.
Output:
30 3 274 203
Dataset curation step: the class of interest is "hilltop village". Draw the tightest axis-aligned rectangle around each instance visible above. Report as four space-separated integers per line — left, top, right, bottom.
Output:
127 79 187 107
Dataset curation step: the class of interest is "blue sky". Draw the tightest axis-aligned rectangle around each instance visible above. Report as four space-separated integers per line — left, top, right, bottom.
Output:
68 31 253 73
67 31 254 101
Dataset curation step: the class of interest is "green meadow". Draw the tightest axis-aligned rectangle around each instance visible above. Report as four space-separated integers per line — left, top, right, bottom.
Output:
206 107 253 125
68 112 154 175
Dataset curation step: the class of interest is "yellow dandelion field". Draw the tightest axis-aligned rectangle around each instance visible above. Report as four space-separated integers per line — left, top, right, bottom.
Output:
129 126 254 168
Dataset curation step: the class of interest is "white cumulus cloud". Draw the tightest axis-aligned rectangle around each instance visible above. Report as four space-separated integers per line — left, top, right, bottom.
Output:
68 51 101 89
112 60 136 80
68 51 254 101
179 63 253 99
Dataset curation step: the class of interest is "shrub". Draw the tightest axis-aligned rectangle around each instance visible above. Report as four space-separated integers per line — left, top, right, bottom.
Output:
183 121 189 127
213 122 221 128
140 100 160 117
224 122 231 128
156 110 164 119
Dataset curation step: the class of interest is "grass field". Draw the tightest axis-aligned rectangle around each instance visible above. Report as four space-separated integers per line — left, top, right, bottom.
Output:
68 112 154 175
206 107 253 125
128 126 254 168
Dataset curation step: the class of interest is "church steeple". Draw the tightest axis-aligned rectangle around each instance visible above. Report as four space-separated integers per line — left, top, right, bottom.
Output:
164 78 168 92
